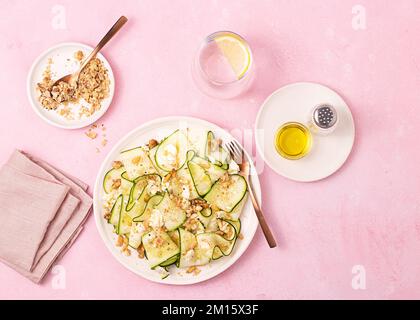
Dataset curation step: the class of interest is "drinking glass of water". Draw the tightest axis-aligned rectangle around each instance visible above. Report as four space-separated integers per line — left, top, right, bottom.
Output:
192 31 255 99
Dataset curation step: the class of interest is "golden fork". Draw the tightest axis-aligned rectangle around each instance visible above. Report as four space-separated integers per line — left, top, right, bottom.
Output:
225 140 277 248
52 16 128 87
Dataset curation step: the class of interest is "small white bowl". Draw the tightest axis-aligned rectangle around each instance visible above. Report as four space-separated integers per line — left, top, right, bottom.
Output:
27 42 115 129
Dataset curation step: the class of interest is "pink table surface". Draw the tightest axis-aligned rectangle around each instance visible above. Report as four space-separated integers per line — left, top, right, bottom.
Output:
1 0 420 300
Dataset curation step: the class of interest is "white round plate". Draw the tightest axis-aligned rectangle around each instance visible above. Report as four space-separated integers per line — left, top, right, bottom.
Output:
255 82 355 182
27 42 115 129
93 116 260 285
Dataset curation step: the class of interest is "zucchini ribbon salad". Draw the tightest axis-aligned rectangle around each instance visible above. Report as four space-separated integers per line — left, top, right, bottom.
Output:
102 128 248 279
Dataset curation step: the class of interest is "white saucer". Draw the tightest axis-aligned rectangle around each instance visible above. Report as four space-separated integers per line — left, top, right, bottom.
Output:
27 42 115 129
255 82 355 182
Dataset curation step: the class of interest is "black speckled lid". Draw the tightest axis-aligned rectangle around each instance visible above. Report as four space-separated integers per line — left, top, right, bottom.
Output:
313 104 337 129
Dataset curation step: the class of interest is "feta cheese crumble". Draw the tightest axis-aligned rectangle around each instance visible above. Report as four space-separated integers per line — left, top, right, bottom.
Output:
149 209 164 230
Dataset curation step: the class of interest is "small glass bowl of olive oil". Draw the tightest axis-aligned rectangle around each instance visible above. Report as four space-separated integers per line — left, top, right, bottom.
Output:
274 122 312 160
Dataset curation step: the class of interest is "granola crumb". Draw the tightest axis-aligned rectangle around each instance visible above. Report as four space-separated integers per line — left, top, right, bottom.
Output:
58 106 74 120
186 266 201 275
78 106 90 118
74 50 84 61
123 235 129 245
219 172 229 183
131 156 141 165
85 129 98 139
120 235 130 254
152 235 164 248
116 235 124 247
191 199 209 209
238 233 244 240
137 244 145 259
148 139 158 149
84 123 109 153
186 266 195 273
111 179 121 189
112 161 123 169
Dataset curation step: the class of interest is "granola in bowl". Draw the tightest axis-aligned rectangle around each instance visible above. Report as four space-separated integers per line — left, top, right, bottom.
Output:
36 50 110 120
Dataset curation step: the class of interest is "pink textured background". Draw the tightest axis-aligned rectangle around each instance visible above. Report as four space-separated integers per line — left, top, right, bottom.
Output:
1 0 420 299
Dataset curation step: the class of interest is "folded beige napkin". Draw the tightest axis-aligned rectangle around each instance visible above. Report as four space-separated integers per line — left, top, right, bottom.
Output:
0 150 92 283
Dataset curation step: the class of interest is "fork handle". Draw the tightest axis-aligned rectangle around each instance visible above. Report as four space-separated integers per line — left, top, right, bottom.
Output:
247 180 277 248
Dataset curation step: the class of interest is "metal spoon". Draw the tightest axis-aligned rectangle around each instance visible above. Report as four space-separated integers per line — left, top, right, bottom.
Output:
52 16 128 87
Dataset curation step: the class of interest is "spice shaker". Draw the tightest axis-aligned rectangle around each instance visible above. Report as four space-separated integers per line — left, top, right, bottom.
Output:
309 103 338 135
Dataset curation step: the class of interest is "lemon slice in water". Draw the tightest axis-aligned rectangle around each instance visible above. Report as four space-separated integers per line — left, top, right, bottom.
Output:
215 35 251 80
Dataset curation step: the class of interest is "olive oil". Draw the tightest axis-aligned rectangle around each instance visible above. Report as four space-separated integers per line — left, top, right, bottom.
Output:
275 122 312 160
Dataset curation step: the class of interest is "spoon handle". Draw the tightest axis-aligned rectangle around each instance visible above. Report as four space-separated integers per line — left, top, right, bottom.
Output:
80 16 128 71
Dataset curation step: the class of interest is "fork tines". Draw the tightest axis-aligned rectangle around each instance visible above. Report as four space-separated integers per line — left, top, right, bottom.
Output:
225 140 244 164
